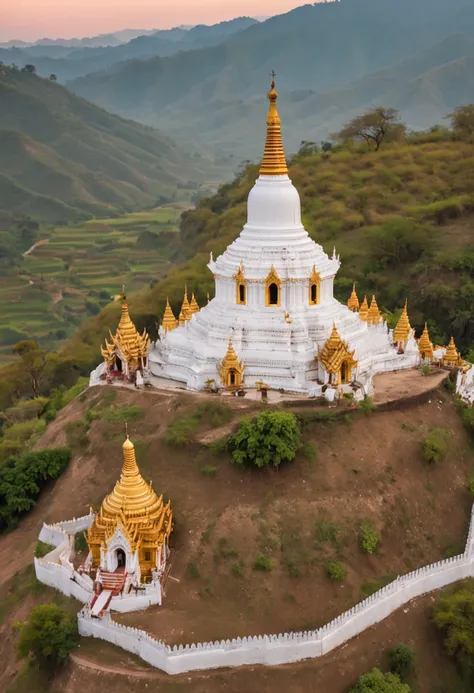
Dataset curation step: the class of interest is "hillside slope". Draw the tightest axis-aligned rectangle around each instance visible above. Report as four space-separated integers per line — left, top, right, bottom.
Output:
0 68 218 222
69 0 474 154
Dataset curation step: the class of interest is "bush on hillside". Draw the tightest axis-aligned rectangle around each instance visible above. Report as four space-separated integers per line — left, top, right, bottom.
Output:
360 523 379 554
326 561 347 581
422 427 450 464
165 402 232 447
0 447 71 532
349 668 411 692
229 411 300 469
433 580 474 670
388 643 416 680
17 603 78 671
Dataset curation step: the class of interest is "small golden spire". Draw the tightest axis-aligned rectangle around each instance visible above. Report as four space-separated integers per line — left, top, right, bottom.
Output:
418 322 434 361
259 72 288 177
393 300 411 343
359 296 369 322
347 283 359 312
444 336 460 365
162 297 178 333
219 337 244 387
189 293 200 315
367 295 381 325
180 286 191 322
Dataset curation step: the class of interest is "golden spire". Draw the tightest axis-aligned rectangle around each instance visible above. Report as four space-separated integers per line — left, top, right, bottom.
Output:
359 296 369 322
162 297 178 333
367 295 381 325
393 300 411 343
444 336 459 365
189 293 200 315
101 291 150 366
347 283 359 312
259 72 288 177
180 286 191 322
418 323 434 361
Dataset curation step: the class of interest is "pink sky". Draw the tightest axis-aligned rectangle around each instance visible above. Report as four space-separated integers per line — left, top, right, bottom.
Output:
1 0 306 42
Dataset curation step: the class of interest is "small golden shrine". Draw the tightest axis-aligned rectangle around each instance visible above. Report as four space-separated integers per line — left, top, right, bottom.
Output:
318 324 358 384
393 300 411 345
162 297 178 333
189 293 200 315
219 337 244 387
359 296 369 322
418 323 434 361
347 283 359 312
101 292 150 377
87 435 173 580
443 336 461 366
259 72 288 177
367 295 381 325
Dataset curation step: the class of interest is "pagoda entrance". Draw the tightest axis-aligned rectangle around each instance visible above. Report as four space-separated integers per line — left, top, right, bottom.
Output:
115 356 123 372
340 361 350 384
228 369 241 387
116 548 126 570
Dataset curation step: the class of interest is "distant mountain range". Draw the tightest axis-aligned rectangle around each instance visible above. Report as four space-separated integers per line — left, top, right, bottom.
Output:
0 18 258 82
0 68 220 222
0 29 159 49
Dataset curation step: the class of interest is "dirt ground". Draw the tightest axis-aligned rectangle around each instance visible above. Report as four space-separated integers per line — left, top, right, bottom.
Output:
1 374 473 693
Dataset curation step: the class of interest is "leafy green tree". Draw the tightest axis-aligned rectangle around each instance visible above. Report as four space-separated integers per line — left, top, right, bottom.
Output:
433 582 474 669
422 428 450 464
17 603 78 671
332 107 406 151
229 411 300 469
12 340 47 397
368 218 433 266
449 105 474 142
349 668 411 692
388 643 416 680
49 73 57 81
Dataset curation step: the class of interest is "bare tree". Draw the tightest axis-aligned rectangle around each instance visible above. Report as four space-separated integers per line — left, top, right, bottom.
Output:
12 340 47 398
332 107 406 151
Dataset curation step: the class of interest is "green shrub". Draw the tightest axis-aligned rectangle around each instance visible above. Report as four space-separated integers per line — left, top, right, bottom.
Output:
60 377 89 408
326 561 347 581
420 364 431 376
358 397 376 416
102 405 143 422
66 420 89 449
461 406 474 437
208 436 230 455
433 580 474 670
360 523 379 554
17 603 78 671
231 560 245 577
388 643 416 680
315 520 340 549
300 440 317 462
0 447 71 532
44 407 57 423
164 414 200 446
467 473 474 496
165 403 232 447
74 532 88 553
229 411 301 469
34 541 54 558
253 554 273 571
422 427 450 464
195 401 232 426
349 668 410 692
200 464 216 477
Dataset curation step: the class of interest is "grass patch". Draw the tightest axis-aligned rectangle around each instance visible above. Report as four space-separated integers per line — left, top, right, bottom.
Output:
253 554 273 571
165 402 232 447
199 464 217 477
186 562 200 580
361 573 396 599
231 560 245 577
214 537 239 563
0 565 46 626
102 405 143 422
314 519 342 550
74 532 88 553
34 541 54 558
422 427 451 464
65 419 89 449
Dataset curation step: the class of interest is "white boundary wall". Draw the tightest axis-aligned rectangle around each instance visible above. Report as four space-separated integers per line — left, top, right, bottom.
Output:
78 503 474 675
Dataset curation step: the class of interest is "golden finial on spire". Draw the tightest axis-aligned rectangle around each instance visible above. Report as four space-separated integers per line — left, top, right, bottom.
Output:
259 72 288 177
347 283 359 312
190 292 200 315
162 297 178 332
443 336 460 365
393 299 412 343
359 296 369 322
418 322 434 361
367 295 381 325
180 286 191 322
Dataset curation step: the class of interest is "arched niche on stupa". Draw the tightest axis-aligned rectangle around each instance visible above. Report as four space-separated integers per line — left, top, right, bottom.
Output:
265 266 281 307
308 266 320 306
233 263 247 305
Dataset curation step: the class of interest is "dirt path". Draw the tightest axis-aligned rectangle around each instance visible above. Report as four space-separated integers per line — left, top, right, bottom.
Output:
71 654 160 680
23 238 49 256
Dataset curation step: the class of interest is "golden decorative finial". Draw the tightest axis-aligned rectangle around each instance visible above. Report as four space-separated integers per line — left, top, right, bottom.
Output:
162 297 178 332
207 292 210 304
259 73 288 177
125 422 128 437
359 295 369 322
190 292 200 315
444 336 460 365
393 299 411 343
180 286 191 322
418 322 434 361
367 295 381 325
347 283 359 312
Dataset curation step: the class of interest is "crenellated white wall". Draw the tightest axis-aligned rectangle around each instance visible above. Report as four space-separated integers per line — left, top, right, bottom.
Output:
77 504 474 675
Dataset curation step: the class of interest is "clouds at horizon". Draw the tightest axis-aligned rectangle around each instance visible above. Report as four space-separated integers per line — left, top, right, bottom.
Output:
1 0 306 42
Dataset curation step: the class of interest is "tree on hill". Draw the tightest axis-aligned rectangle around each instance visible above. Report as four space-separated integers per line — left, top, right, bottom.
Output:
12 340 47 398
22 64 36 74
49 73 57 82
349 668 411 692
433 581 474 670
448 105 474 142
229 411 301 469
17 603 78 671
332 107 406 151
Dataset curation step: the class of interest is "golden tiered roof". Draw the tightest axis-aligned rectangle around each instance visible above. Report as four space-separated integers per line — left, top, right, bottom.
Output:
367 295 381 325
162 297 178 333
259 74 288 177
101 293 150 367
347 283 359 312
418 323 434 360
87 435 172 556
179 287 191 325
359 296 369 322
219 337 244 386
393 300 411 343
444 336 460 365
318 324 358 375
189 293 200 315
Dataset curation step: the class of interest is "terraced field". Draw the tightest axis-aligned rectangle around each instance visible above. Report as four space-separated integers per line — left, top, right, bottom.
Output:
0 208 182 363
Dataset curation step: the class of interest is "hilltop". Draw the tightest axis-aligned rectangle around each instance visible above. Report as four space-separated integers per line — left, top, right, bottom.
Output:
0 67 222 222
1 383 473 692
68 0 474 154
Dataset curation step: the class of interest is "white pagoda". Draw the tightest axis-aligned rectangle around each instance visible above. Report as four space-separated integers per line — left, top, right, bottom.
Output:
148 78 420 396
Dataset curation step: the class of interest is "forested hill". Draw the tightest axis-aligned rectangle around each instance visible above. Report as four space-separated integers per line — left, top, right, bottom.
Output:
0 67 219 222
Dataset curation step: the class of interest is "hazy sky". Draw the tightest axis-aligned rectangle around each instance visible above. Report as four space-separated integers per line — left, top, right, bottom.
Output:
2 0 306 42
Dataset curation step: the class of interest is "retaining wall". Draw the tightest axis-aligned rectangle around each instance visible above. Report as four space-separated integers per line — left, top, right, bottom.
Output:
77 505 474 675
